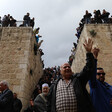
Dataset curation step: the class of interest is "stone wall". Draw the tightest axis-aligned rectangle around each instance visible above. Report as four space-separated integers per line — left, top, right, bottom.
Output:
0 27 43 111
72 24 112 85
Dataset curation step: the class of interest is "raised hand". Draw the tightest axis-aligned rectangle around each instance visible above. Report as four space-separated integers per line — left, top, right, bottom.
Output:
92 47 100 59
83 38 93 53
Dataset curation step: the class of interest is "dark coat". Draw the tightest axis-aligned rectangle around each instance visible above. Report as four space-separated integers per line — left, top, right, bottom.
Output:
47 53 95 112
0 89 14 112
34 93 47 112
13 98 22 112
24 105 37 112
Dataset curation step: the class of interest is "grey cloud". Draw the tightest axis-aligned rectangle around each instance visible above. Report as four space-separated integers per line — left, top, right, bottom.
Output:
1 0 112 68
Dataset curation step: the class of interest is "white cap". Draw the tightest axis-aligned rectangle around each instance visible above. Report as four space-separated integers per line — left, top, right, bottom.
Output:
42 83 49 88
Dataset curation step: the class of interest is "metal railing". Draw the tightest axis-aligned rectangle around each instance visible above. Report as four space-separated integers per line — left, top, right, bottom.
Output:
0 20 33 27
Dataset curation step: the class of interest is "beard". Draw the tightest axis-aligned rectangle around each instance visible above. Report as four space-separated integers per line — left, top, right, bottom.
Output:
43 92 48 96
98 77 105 82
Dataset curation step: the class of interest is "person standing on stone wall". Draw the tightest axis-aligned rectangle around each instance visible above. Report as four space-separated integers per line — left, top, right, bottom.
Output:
30 17 35 28
101 9 110 23
89 48 112 112
23 13 31 26
93 10 102 23
10 16 17 27
0 80 14 112
2 15 7 27
83 10 92 24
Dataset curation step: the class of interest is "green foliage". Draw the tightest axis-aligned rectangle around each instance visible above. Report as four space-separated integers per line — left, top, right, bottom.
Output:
89 30 97 37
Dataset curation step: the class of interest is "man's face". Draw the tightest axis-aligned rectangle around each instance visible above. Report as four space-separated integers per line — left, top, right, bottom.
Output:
0 83 5 92
60 63 73 79
42 86 49 96
97 69 105 82
13 93 17 99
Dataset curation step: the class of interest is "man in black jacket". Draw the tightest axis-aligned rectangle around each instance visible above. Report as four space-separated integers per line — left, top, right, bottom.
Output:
23 13 30 26
83 10 92 24
94 10 102 23
0 80 14 112
13 92 22 112
101 9 110 23
47 38 95 112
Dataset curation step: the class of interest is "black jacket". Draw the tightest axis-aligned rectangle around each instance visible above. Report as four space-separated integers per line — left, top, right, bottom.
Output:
47 53 95 112
13 98 22 112
0 89 14 112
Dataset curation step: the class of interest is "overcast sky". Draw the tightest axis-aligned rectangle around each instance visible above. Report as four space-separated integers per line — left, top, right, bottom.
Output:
0 0 112 68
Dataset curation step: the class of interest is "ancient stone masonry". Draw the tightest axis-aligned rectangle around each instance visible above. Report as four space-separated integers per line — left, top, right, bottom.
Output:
0 27 43 111
72 24 112 85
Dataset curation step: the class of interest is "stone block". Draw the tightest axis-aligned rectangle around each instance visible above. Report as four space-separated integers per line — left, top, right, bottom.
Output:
72 24 112 85
0 27 43 111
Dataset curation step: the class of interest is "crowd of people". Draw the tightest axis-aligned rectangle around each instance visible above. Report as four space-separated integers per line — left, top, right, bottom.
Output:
68 9 112 67
75 9 112 41
23 38 112 112
0 12 35 28
32 66 61 98
0 10 112 112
